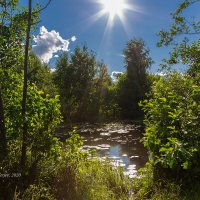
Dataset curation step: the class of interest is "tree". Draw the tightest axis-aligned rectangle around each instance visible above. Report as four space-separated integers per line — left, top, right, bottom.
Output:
28 53 57 96
53 52 72 120
158 0 200 46
54 45 97 122
0 0 28 159
20 0 52 170
117 38 152 119
158 0 200 74
0 0 63 197
89 61 112 121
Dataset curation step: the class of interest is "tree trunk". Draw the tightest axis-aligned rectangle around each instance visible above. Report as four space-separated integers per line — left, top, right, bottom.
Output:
20 0 32 169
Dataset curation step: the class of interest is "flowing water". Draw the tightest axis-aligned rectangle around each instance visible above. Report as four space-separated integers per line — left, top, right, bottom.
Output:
57 122 148 178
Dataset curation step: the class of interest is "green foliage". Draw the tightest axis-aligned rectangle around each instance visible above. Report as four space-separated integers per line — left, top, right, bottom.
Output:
133 161 200 200
158 0 200 73
140 73 200 175
22 184 56 200
0 66 62 198
100 82 120 119
158 0 200 47
53 131 133 200
53 46 97 121
53 48 113 122
28 53 57 96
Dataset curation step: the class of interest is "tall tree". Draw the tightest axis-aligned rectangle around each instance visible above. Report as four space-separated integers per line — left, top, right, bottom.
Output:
117 38 152 119
20 0 32 169
88 61 112 120
20 0 52 168
53 52 72 120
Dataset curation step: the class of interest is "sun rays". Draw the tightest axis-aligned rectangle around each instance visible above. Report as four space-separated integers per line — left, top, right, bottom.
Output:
75 0 144 57
97 0 129 26
101 0 127 22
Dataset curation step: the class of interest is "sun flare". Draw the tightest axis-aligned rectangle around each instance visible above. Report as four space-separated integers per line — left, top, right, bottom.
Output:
102 0 126 20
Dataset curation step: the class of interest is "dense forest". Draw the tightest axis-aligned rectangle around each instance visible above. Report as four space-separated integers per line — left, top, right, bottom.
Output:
0 0 199 199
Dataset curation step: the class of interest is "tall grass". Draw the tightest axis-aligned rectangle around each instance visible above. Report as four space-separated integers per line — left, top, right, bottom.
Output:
133 162 200 200
53 158 133 200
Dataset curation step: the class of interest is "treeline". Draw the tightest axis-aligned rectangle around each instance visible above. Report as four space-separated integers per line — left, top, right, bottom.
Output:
29 40 153 122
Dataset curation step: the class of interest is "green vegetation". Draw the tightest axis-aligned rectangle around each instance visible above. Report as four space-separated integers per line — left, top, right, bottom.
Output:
53 47 113 122
141 73 200 174
53 132 133 200
134 0 200 199
53 39 152 122
117 38 152 119
0 0 199 199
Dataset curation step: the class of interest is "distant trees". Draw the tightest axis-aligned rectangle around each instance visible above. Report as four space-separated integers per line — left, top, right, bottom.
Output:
53 46 116 122
28 53 57 96
53 39 153 122
116 38 152 119
53 46 99 121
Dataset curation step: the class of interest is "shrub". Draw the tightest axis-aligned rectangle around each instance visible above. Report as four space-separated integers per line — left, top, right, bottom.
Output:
140 73 200 178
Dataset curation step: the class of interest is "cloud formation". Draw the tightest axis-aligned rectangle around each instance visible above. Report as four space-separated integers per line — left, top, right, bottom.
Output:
111 71 123 82
32 26 76 63
71 36 77 42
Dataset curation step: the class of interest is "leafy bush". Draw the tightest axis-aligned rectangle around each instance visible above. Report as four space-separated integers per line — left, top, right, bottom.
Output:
140 73 200 177
0 68 62 198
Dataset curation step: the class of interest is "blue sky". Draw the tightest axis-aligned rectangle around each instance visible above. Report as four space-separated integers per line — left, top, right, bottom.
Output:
20 0 199 74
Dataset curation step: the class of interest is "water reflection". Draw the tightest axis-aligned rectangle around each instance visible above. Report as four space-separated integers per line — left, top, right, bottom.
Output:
79 122 148 178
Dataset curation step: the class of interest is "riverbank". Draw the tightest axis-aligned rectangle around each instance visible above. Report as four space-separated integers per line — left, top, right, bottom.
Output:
55 122 148 178
56 123 200 200
10 128 199 200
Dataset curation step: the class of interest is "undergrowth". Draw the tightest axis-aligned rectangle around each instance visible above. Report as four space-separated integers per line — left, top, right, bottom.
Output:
133 162 200 200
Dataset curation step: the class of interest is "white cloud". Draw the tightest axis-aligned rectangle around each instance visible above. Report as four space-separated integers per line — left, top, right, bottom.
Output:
50 68 56 72
54 55 59 58
111 71 123 82
32 26 76 63
71 36 77 42
154 72 166 76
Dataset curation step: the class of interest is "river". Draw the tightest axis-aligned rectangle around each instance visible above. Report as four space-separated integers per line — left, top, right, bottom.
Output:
56 122 148 178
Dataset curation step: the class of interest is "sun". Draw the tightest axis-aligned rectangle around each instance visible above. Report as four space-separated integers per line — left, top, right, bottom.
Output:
90 0 141 37
101 0 127 21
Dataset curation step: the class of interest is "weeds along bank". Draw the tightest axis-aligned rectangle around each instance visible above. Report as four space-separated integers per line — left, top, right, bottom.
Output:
8 131 133 200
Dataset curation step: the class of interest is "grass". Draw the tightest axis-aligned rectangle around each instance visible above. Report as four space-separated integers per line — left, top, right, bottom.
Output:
10 132 200 200
132 162 200 200
53 158 133 200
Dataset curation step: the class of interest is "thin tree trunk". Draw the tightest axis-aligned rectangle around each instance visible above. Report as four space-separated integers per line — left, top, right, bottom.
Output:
20 0 32 169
